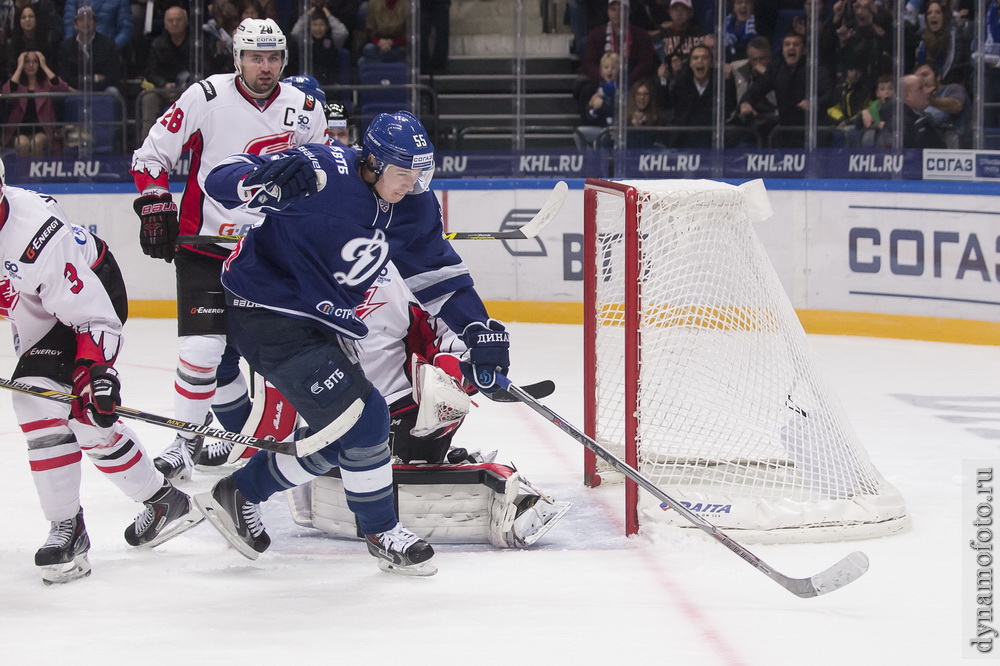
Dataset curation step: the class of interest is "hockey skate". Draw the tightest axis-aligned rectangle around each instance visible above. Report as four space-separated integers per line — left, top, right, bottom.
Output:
194 476 270 560
365 522 437 576
194 438 233 467
35 508 91 585
125 482 205 548
510 495 572 548
154 433 203 481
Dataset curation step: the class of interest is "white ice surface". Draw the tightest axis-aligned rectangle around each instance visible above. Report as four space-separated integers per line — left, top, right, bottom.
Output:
0 320 993 665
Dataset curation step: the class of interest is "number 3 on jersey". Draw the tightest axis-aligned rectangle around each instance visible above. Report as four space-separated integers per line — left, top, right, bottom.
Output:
160 106 184 133
64 263 83 294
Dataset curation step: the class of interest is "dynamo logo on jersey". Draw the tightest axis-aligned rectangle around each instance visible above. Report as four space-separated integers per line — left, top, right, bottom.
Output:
333 229 389 286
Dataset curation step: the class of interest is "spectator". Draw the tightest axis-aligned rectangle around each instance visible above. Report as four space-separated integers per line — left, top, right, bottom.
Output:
915 60 970 148
657 0 706 84
359 0 407 65
723 0 757 63
56 5 123 91
289 11 347 85
881 73 946 148
63 0 133 52
291 0 348 50
582 0 655 86
729 34 776 138
859 73 894 145
831 0 891 94
975 0 1000 138
915 1 971 86
627 77 666 127
139 5 195 141
740 31 833 147
420 0 450 75
631 0 670 43
4 3 62 78
826 65 870 146
576 50 618 148
669 43 735 147
2 49 69 155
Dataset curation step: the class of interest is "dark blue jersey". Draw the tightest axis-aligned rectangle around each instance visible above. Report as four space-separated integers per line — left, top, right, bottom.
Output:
207 143 489 339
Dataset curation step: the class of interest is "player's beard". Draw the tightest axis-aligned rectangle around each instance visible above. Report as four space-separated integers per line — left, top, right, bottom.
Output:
242 73 277 98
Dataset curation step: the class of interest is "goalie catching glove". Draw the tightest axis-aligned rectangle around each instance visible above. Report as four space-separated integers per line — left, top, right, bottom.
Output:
70 361 121 428
240 149 322 211
133 191 179 262
460 319 509 395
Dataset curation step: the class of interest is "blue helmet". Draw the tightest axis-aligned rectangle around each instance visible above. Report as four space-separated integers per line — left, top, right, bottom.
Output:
281 74 326 105
362 111 435 194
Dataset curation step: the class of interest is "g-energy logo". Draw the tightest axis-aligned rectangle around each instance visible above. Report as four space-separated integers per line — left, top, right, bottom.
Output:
20 217 62 264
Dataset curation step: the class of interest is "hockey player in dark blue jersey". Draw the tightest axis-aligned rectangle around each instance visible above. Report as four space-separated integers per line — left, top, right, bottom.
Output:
193 111 510 576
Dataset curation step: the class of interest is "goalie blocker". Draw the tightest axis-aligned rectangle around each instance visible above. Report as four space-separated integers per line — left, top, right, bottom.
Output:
288 463 571 548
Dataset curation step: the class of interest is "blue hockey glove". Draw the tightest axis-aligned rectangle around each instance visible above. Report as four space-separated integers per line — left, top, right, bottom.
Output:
242 150 319 211
460 320 510 394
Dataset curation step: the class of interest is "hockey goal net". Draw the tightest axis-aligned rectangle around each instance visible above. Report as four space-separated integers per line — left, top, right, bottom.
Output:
583 178 910 543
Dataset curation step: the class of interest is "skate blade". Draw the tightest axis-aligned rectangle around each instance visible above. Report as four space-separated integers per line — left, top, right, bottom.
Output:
138 506 206 549
377 558 438 577
193 492 261 561
515 501 573 548
40 554 92 585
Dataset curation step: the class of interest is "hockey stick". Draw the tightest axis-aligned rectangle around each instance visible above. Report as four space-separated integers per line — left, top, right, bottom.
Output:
175 181 570 245
0 377 295 456
492 373 870 599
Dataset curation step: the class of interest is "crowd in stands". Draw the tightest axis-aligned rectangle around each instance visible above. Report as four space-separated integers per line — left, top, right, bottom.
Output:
573 0 994 150
1 0 998 156
0 0 431 156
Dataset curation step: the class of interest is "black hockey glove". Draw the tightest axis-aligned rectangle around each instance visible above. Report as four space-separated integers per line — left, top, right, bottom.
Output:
71 362 121 429
133 192 179 262
243 150 319 211
460 320 510 395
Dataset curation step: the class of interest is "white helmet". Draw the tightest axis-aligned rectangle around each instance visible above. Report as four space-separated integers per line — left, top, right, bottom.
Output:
233 18 287 76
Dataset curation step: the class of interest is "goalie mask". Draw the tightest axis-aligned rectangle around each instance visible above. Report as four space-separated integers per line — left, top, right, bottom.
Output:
233 18 287 78
362 111 435 195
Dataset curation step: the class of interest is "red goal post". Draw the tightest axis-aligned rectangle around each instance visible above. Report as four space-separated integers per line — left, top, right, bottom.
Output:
582 178 910 542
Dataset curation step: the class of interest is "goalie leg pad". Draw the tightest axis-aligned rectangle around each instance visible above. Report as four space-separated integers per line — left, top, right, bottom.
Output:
227 373 301 463
305 463 568 547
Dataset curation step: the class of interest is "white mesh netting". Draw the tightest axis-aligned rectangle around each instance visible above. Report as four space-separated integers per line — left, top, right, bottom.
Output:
587 179 909 543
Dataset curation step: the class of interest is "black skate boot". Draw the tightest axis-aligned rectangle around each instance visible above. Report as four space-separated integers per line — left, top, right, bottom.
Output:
194 438 233 467
365 522 437 576
35 508 91 585
125 481 205 547
153 434 203 481
193 476 270 560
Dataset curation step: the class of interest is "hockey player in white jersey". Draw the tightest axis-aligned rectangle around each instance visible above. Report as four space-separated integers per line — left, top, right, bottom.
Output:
129 17 327 481
0 160 203 585
287 261 571 548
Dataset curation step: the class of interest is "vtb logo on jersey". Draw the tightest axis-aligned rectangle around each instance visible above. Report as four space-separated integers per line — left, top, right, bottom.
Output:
244 131 296 156
333 229 389 286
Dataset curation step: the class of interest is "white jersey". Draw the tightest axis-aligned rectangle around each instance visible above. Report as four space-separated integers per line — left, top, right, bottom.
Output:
131 73 327 251
356 262 465 405
0 187 122 361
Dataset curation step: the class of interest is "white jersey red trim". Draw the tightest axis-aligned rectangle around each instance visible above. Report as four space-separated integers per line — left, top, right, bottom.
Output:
355 262 466 405
0 186 122 361
130 74 327 255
